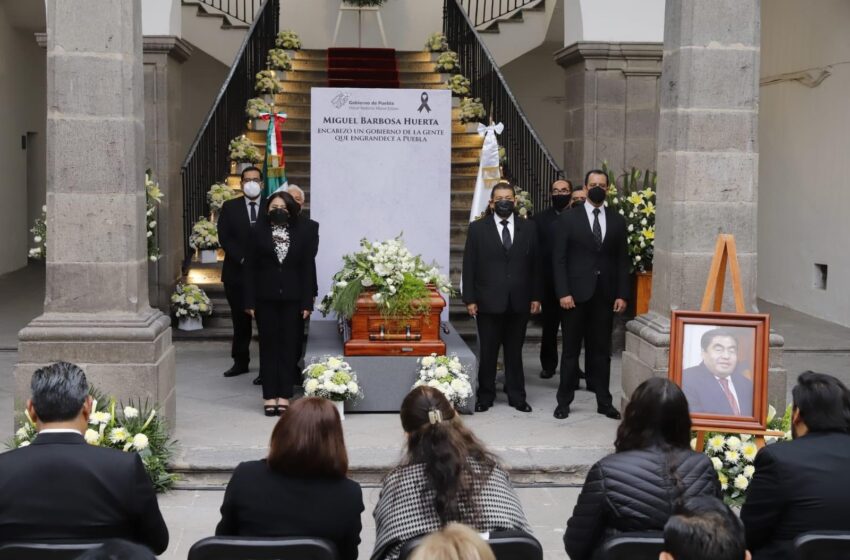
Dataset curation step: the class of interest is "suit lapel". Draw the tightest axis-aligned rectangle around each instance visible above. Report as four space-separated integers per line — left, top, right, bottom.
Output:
487 216 506 255
507 217 524 259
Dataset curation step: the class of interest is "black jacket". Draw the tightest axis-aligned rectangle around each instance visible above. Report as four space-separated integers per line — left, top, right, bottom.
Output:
217 196 265 286
243 217 317 311
565 446 721 560
461 214 543 314
216 460 364 560
303 217 320 297
0 432 169 554
531 206 568 299
741 431 850 560
553 204 630 304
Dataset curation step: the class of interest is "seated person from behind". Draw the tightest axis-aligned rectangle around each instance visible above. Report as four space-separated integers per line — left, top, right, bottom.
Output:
741 371 850 560
409 523 495 560
216 397 364 560
662 497 750 560
682 328 753 416
0 362 168 554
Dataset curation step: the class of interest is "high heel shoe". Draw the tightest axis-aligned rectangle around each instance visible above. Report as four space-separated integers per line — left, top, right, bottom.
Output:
263 405 277 417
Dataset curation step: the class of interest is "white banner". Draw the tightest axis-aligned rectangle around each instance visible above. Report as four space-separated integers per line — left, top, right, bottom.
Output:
310 88 452 320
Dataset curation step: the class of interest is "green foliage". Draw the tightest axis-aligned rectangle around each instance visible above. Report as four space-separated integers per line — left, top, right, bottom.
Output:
424 32 449 52
600 161 657 273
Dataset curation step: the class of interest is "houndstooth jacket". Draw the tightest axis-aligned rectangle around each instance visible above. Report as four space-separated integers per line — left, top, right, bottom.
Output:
370 460 530 560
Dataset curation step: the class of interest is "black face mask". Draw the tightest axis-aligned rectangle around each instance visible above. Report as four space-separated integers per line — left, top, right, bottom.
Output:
551 194 571 211
269 208 289 226
493 200 515 218
587 186 607 205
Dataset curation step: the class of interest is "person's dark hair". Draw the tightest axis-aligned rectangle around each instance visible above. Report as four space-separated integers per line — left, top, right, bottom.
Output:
551 179 572 191
584 169 609 187
700 328 738 352
30 362 89 423
265 190 300 222
489 180 515 200
240 166 263 182
663 497 746 560
570 182 585 193
268 397 348 478
791 371 850 433
75 539 156 560
400 386 499 526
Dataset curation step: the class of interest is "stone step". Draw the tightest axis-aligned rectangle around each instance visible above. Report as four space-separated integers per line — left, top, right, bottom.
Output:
292 50 437 63
280 81 448 94
280 69 445 85
292 59 438 73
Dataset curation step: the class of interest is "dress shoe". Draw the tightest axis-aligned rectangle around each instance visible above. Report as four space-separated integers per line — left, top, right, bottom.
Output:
553 406 570 419
540 369 555 379
474 402 491 413
252 376 263 385
597 405 622 420
511 402 533 413
223 364 249 377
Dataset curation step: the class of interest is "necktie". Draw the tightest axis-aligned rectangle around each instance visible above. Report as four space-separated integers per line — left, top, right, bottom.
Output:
592 208 602 248
249 202 257 224
717 377 741 415
500 220 512 251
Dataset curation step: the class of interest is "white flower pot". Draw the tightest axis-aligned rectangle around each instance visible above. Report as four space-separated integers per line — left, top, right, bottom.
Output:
334 400 345 421
199 249 217 264
464 122 480 133
252 118 269 131
178 316 203 331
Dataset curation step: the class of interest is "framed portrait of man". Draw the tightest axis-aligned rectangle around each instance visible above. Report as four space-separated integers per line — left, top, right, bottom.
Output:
669 311 770 431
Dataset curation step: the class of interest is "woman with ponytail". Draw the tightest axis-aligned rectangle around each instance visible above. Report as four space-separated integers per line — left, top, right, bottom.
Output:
371 386 529 560
564 377 722 560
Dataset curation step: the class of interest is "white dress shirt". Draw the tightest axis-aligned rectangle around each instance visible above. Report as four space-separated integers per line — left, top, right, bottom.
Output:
493 212 515 245
584 201 607 240
38 428 83 435
244 196 260 223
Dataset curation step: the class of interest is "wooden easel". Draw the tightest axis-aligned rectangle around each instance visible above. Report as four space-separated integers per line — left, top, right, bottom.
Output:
692 235 784 451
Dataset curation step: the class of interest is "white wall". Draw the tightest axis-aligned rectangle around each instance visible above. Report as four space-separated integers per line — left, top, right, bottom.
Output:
564 0 664 46
280 0 443 51
142 0 181 36
0 6 46 276
758 0 850 327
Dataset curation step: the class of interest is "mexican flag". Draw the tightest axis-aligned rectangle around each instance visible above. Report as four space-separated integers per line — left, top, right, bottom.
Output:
260 112 288 196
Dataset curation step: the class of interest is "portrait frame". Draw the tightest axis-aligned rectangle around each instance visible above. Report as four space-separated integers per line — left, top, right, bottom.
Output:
668 310 770 432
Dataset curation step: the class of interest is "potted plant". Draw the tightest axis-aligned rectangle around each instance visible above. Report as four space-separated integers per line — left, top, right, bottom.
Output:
255 69 283 103
145 171 163 263
302 356 363 419
445 74 471 97
435 51 461 74
171 282 213 331
266 48 292 73
424 32 449 53
229 135 263 174
412 354 473 409
27 205 47 261
514 188 533 219
189 217 220 263
459 97 485 125
207 182 238 218
275 30 302 51
246 97 272 130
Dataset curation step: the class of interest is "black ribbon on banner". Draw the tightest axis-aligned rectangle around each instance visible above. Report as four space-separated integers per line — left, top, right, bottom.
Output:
417 92 431 113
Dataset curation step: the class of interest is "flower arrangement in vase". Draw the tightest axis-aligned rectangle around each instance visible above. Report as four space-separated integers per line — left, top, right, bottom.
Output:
446 74 471 97
11 387 178 492
424 32 449 52
302 356 364 419
459 97 485 124
266 48 292 71
189 217 220 263
28 206 46 260
145 171 163 262
255 69 283 97
275 30 302 50
436 51 461 73
601 162 657 273
171 283 213 330
229 135 263 172
412 354 473 408
207 182 238 215
246 97 272 121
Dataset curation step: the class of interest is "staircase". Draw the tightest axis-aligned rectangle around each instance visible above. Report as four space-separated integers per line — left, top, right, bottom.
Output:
181 0 260 65
178 48 488 342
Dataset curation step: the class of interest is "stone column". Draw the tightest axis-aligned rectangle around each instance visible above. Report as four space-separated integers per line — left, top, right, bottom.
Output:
622 0 786 409
14 0 176 421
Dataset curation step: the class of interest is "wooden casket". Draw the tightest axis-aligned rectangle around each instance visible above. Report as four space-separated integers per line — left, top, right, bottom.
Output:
344 287 446 356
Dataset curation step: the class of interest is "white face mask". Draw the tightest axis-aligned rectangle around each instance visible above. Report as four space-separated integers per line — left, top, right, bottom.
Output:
243 181 262 199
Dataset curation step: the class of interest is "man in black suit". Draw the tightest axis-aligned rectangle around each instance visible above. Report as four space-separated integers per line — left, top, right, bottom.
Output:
552 169 629 420
682 328 753 416
0 362 168 553
217 166 265 379
462 182 542 413
742 372 850 560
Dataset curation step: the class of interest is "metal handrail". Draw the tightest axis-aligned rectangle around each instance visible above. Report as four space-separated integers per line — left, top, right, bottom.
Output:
192 0 264 25
459 0 542 28
444 0 562 213
180 0 279 267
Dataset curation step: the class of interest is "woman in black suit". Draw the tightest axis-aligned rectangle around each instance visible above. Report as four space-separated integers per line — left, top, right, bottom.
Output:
216 397 364 559
244 191 316 416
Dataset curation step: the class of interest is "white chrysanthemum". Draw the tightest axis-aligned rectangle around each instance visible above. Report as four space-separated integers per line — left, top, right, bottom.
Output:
743 465 755 479
434 365 449 377
16 427 29 439
90 411 111 425
347 382 359 394
734 474 749 491
123 406 139 419
326 357 342 369
19 441 30 447
725 436 742 451
109 427 130 444
84 429 101 445
421 356 436 368
361 276 373 287
132 433 149 450
724 450 740 464
707 435 725 451
741 442 758 461
304 379 320 394
711 457 723 471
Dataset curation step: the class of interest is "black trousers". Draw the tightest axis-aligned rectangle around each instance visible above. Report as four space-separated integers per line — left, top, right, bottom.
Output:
224 281 253 367
556 284 614 409
476 310 529 406
255 300 301 400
